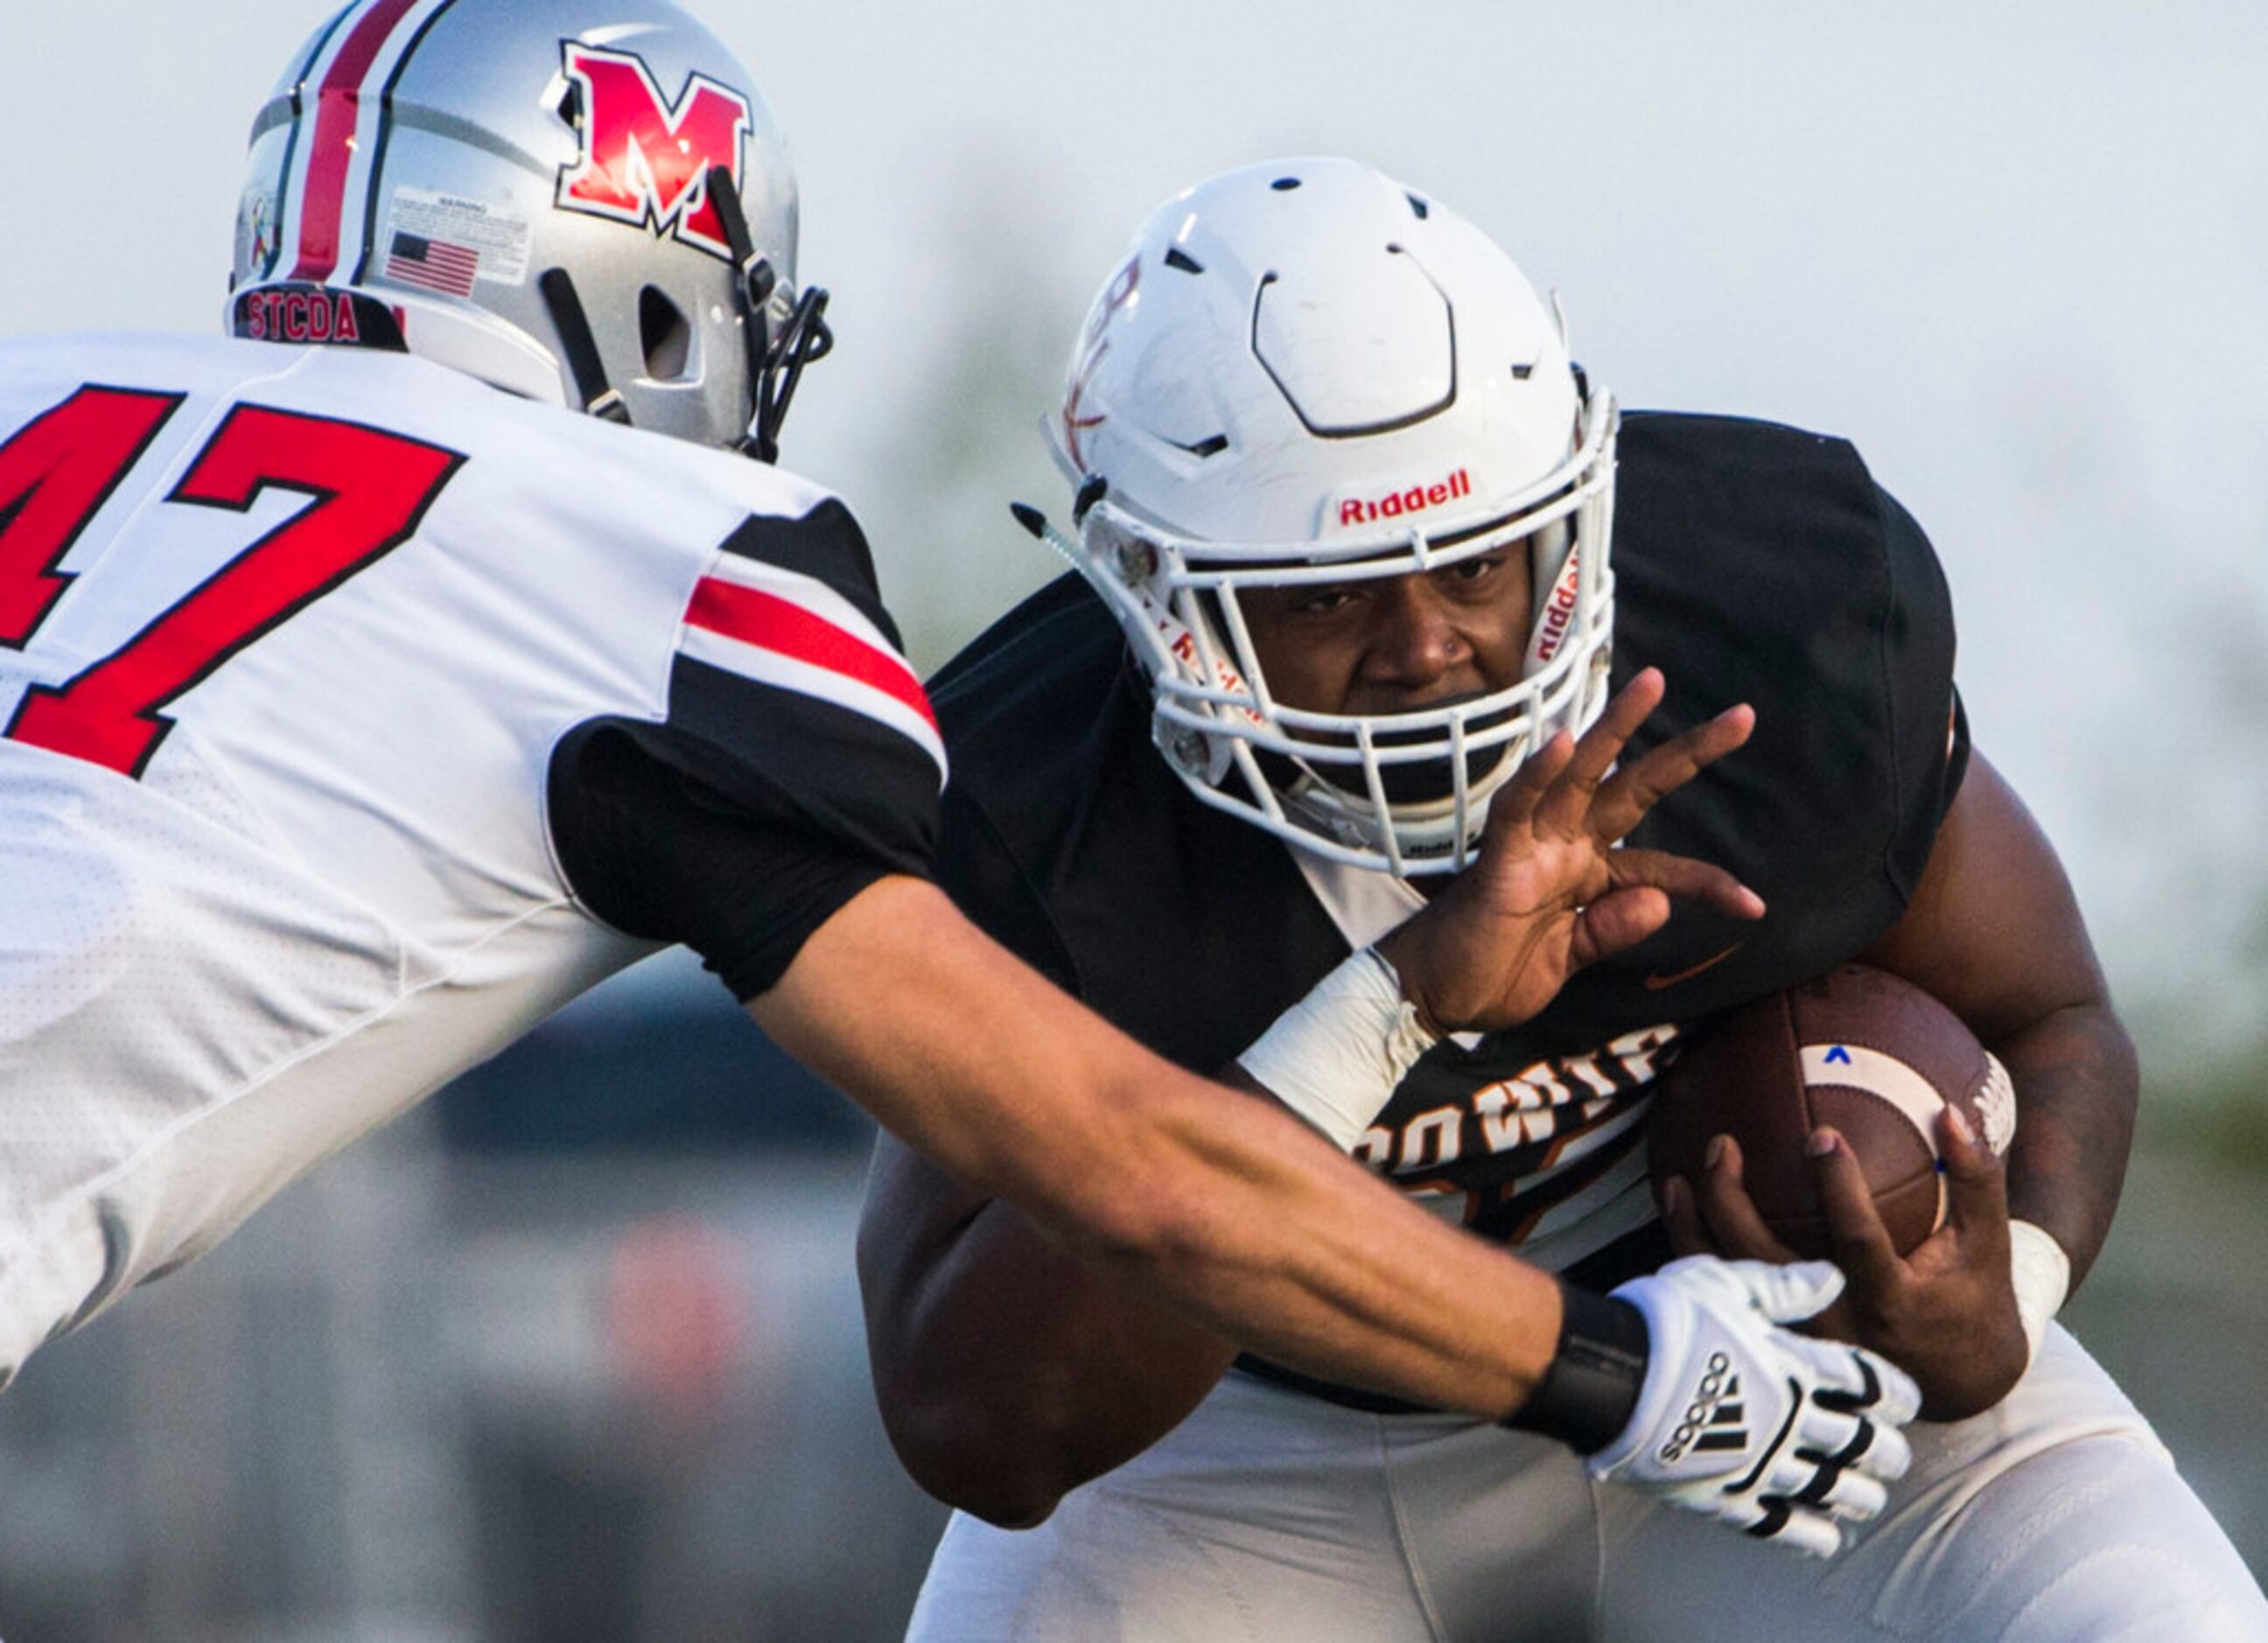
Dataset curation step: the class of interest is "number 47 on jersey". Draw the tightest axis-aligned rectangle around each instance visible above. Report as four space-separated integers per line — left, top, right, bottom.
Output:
0 384 462 778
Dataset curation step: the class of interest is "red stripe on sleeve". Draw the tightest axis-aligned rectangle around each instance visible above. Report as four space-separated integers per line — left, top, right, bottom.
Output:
288 0 426 284
684 577 939 735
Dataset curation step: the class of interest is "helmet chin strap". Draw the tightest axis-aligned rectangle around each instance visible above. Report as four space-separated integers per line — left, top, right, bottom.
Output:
537 268 631 424
706 164 832 464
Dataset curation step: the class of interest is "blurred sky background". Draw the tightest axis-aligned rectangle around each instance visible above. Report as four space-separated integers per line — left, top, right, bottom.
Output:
2 2 2264 1633
13 0 2264 1066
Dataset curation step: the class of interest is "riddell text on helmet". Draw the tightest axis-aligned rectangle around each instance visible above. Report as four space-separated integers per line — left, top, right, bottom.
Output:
1336 468 1471 528
1530 554 1580 664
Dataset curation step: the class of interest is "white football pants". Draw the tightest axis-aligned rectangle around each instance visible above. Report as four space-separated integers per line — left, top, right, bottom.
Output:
905 1325 2267 1641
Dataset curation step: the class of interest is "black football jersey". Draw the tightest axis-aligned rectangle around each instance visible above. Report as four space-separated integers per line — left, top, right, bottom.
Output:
929 413 1964 1390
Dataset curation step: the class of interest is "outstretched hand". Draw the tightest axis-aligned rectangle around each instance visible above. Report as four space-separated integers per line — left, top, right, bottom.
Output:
1378 668 1763 1036
1662 1104 2029 1420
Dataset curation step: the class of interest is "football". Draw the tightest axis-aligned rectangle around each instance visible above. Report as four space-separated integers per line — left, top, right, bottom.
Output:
1646 964 2014 1258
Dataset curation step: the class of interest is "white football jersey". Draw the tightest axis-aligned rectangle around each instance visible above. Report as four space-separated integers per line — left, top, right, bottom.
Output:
0 332 941 1377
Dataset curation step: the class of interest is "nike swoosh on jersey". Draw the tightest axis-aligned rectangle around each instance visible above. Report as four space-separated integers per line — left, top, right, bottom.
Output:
1642 942 1746 991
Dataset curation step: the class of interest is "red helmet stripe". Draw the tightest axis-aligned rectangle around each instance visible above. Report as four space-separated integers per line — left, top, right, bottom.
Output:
287 0 428 284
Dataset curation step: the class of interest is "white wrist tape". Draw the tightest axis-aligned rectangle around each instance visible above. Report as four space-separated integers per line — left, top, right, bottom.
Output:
1236 947 1438 1151
2006 1218 2071 1369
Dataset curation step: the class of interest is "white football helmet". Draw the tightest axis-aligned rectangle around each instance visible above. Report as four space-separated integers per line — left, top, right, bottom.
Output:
229 0 829 458
1041 157 1619 875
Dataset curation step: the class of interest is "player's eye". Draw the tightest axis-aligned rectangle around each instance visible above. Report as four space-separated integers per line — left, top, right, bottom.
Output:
1286 584 1362 617
1435 556 1504 592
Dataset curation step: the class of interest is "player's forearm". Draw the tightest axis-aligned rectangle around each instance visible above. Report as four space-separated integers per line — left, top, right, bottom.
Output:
1992 998 2137 1293
858 1166 1236 1524
889 1040 1564 1423
1858 752 2133 1291
764 877 1564 1421
1065 1071 1562 1416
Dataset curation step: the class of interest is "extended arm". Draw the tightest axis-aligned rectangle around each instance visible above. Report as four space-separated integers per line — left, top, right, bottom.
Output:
838 891 1916 1559
774 876 1565 1451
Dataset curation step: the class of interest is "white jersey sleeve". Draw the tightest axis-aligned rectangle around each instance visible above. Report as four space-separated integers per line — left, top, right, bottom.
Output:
0 331 941 1379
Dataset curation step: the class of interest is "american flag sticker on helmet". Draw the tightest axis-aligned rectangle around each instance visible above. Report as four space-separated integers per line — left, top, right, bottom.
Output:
387 187 536 285
385 233 480 297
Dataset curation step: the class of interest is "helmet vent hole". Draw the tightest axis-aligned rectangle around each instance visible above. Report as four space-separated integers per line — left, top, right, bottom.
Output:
1512 362 1534 381
1165 247 1205 275
1174 433 1229 458
1270 176 1301 192
640 285 693 380
1406 192 1431 220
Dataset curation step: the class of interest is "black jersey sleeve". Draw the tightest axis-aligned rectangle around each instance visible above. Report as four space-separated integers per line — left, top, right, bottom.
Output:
548 499 943 1000
662 499 945 870
1869 478 1966 896
1611 414 1964 913
550 719 902 999
1534 414 1972 1031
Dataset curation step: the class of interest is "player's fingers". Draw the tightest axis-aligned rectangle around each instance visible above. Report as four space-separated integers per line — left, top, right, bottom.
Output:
1584 667 1667 757
1745 1504 1844 1560
1587 701 1755 842
1801 1459 1889 1525
1568 886 1670 969
1693 1136 1799 1262
1482 728 1573 841
1807 1128 1908 1292
1604 848 1766 921
1534 668 1664 834
1827 1474 1891 1524
1809 1344 1923 1436
1936 1104 2010 1243
1862 1402 1916 1480
1786 1403 1857 1458
1660 1176 1718 1257
1766 1420 1861 1499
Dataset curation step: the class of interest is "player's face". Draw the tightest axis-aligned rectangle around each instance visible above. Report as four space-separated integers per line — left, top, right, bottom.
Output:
1235 542 1536 717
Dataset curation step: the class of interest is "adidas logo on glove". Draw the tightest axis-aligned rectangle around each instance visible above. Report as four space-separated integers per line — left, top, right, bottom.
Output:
1658 1352 1748 1463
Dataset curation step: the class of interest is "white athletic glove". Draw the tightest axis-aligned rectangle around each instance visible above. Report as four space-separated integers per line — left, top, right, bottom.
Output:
1589 1256 1922 1559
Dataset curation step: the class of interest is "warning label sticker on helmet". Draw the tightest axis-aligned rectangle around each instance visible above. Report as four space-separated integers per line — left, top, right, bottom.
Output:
382 188 534 290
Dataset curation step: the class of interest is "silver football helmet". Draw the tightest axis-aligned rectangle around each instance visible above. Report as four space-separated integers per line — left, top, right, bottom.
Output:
1040 157 1618 875
229 0 828 458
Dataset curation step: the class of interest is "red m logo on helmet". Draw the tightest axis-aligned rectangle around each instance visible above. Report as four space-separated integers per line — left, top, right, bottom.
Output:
555 44 752 262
